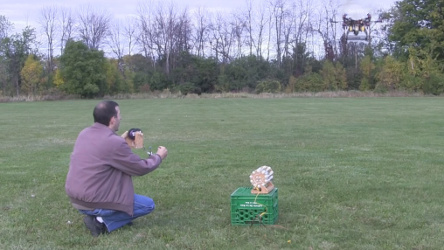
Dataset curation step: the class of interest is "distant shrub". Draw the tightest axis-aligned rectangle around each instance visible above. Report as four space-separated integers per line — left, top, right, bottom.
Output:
255 79 281 94
295 72 323 92
422 72 444 95
178 82 201 95
374 82 389 93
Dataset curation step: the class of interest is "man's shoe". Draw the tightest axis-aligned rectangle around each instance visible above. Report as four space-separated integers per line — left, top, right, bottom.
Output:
83 215 106 237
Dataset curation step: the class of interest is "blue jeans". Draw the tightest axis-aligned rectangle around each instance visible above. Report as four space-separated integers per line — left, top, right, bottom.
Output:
79 194 155 232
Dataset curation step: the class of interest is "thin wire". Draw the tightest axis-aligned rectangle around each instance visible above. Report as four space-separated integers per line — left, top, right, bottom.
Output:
253 188 268 220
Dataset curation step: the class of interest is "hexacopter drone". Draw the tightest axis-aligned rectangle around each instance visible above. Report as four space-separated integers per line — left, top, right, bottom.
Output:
342 13 372 41
337 13 382 43
249 166 275 194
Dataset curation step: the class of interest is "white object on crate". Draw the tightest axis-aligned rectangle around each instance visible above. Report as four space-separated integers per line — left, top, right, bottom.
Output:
249 166 275 194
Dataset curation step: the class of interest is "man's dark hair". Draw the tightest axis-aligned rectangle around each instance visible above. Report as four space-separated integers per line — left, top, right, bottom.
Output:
93 100 119 126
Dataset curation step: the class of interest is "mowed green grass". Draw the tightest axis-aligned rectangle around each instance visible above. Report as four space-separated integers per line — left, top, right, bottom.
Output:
1 97 444 249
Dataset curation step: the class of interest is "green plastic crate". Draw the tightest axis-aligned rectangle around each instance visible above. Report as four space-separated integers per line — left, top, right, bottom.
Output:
230 187 278 225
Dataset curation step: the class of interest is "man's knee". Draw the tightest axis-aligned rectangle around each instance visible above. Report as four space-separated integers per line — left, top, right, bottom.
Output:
134 195 155 216
142 199 155 214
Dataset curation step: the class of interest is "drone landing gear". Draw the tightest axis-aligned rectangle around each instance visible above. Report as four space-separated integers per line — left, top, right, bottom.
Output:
346 34 368 41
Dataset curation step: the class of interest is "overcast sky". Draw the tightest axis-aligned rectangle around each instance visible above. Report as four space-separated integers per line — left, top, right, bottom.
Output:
2 0 398 33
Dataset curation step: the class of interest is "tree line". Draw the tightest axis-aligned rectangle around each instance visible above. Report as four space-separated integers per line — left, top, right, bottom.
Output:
0 0 443 98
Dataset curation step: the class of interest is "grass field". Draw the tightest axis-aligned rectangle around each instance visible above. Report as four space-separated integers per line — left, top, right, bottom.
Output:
1 97 444 249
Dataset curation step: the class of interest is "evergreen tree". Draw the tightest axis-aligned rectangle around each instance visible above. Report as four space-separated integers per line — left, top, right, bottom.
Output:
59 40 107 98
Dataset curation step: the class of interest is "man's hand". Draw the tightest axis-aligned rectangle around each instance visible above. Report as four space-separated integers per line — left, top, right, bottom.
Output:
121 131 128 138
156 146 168 160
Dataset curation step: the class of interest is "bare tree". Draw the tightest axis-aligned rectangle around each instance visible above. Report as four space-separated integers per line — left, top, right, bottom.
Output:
174 9 192 56
270 0 286 65
241 0 268 58
281 4 293 59
210 14 235 64
311 0 340 60
243 0 255 56
137 2 156 61
59 7 74 54
123 18 137 56
39 6 57 72
231 13 246 59
137 2 191 75
77 6 111 50
153 3 177 75
192 7 211 57
108 21 125 60
326 0 340 57
255 3 269 58
291 0 312 49
0 16 13 94
0 15 12 40
107 20 125 73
